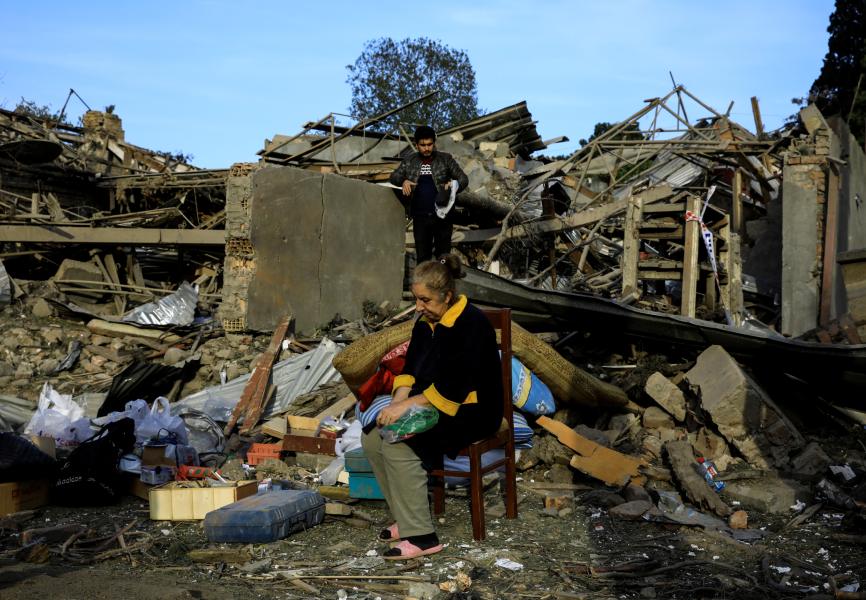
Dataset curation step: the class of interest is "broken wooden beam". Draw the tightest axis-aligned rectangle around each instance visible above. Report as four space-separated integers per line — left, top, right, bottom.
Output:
0 225 225 245
537 416 645 487
664 439 731 517
225 314 292 436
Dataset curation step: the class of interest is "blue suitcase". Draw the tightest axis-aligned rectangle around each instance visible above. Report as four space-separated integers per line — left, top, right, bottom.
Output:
203 489 325 543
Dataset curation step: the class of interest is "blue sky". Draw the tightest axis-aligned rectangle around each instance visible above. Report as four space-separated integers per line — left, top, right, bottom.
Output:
0 1 834 168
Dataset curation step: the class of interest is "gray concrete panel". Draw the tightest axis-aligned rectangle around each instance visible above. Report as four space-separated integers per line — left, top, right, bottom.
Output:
247 167 322 331
246 166 404 333
319 173 405 328
781 164 820 337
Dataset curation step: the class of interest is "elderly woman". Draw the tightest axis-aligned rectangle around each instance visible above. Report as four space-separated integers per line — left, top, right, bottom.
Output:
360 255 504 559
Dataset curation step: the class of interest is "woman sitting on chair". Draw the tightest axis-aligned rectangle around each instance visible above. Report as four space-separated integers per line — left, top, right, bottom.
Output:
361 255 504 559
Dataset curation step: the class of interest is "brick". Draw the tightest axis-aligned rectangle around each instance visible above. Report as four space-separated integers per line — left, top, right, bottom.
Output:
729 510 748 529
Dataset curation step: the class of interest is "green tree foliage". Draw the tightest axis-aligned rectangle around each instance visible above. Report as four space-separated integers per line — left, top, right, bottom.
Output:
346 37 480 131
808 0 866 144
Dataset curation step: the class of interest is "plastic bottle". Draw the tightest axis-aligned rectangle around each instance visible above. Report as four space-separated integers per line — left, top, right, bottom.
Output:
696 457 725 492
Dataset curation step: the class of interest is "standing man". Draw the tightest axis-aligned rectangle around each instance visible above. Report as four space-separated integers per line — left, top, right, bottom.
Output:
390 125 469 263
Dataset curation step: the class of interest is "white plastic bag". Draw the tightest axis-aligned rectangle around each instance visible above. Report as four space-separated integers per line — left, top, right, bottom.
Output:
137 397 189 445
24 383 92 446
319 456 345 486
335 420 362 457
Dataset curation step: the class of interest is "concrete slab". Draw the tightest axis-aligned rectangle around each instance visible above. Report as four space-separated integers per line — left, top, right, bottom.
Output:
686 345 804 469
723 477 810 514
244 166 405 333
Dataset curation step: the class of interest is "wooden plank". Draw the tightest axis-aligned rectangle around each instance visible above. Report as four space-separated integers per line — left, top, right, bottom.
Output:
287 415 322 431
261 415 287 439
681 195 701 318
225 314 292 436
750 96 765 138
719 225 744 326
313 394 356 421
621 195 642 298
86 319 181 343
0 225 225 245
704 271 717 310
281 435 336 455
731 169 743 236
91 254 124 315
536 416 645 487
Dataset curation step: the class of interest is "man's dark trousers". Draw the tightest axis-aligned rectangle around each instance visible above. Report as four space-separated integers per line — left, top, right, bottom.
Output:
414 214 452 263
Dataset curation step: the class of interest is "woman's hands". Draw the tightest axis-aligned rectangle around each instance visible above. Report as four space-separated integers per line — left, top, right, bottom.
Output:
376 387 431 427
376 400 411 427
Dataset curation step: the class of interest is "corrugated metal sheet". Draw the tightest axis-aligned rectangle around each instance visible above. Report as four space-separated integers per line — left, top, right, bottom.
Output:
173 338 343 424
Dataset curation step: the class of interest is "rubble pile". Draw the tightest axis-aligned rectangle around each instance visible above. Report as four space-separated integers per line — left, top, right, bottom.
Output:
0 85 865 599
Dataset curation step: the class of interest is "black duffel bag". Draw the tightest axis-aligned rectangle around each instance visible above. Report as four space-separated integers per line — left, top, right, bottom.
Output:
52 417 136 506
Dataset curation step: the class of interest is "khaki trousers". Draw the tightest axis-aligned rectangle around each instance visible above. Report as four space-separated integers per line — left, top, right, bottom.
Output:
361 428 433 538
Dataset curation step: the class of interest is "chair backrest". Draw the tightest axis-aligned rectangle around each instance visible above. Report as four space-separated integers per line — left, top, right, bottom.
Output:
480 308 513 433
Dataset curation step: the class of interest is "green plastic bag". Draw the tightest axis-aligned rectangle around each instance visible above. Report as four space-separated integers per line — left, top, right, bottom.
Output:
380 404 439 443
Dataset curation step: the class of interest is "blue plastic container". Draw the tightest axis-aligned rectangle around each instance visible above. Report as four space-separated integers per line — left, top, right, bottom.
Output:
348 472 385 500
203 490 325 543
344 447 373 472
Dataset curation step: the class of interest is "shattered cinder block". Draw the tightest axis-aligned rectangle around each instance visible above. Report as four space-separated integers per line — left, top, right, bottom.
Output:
644 372 687 421
685 345 804 469
54 259 105 300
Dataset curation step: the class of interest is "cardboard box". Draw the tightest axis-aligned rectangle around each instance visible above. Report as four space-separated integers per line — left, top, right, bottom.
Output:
149 480 257 521
0 479 52 517
142 443 197 467
126 476 155 501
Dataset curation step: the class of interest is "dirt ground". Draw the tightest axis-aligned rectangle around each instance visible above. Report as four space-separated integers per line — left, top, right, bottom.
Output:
2 460 865 600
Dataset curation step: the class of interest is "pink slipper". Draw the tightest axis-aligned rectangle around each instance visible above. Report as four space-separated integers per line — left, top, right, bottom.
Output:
378 523 399 542
383 540 444 560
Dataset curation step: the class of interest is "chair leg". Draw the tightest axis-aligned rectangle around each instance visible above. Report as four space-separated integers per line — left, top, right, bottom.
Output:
504 442 518 519
431 473 445 516
469 446 485 541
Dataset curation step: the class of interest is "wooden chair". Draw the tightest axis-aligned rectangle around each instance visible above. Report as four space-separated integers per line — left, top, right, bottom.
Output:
429 307 518 541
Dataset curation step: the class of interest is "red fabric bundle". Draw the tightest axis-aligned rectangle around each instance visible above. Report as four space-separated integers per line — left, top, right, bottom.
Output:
356 341 410 411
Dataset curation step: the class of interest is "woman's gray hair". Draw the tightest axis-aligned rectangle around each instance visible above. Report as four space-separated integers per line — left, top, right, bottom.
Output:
412 254 465 300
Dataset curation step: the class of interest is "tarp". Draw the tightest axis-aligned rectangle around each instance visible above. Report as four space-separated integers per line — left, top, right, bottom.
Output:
172 338 342 424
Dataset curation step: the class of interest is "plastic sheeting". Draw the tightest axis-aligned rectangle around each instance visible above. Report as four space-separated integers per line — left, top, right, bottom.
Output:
173 338 343 424
122 281 198 326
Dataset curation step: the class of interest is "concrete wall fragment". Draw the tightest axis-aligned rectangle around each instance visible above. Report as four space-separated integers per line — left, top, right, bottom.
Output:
220 164 405 334
685 345 804 469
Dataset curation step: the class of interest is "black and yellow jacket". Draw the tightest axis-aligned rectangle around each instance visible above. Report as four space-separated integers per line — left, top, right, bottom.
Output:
393 295 504 460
